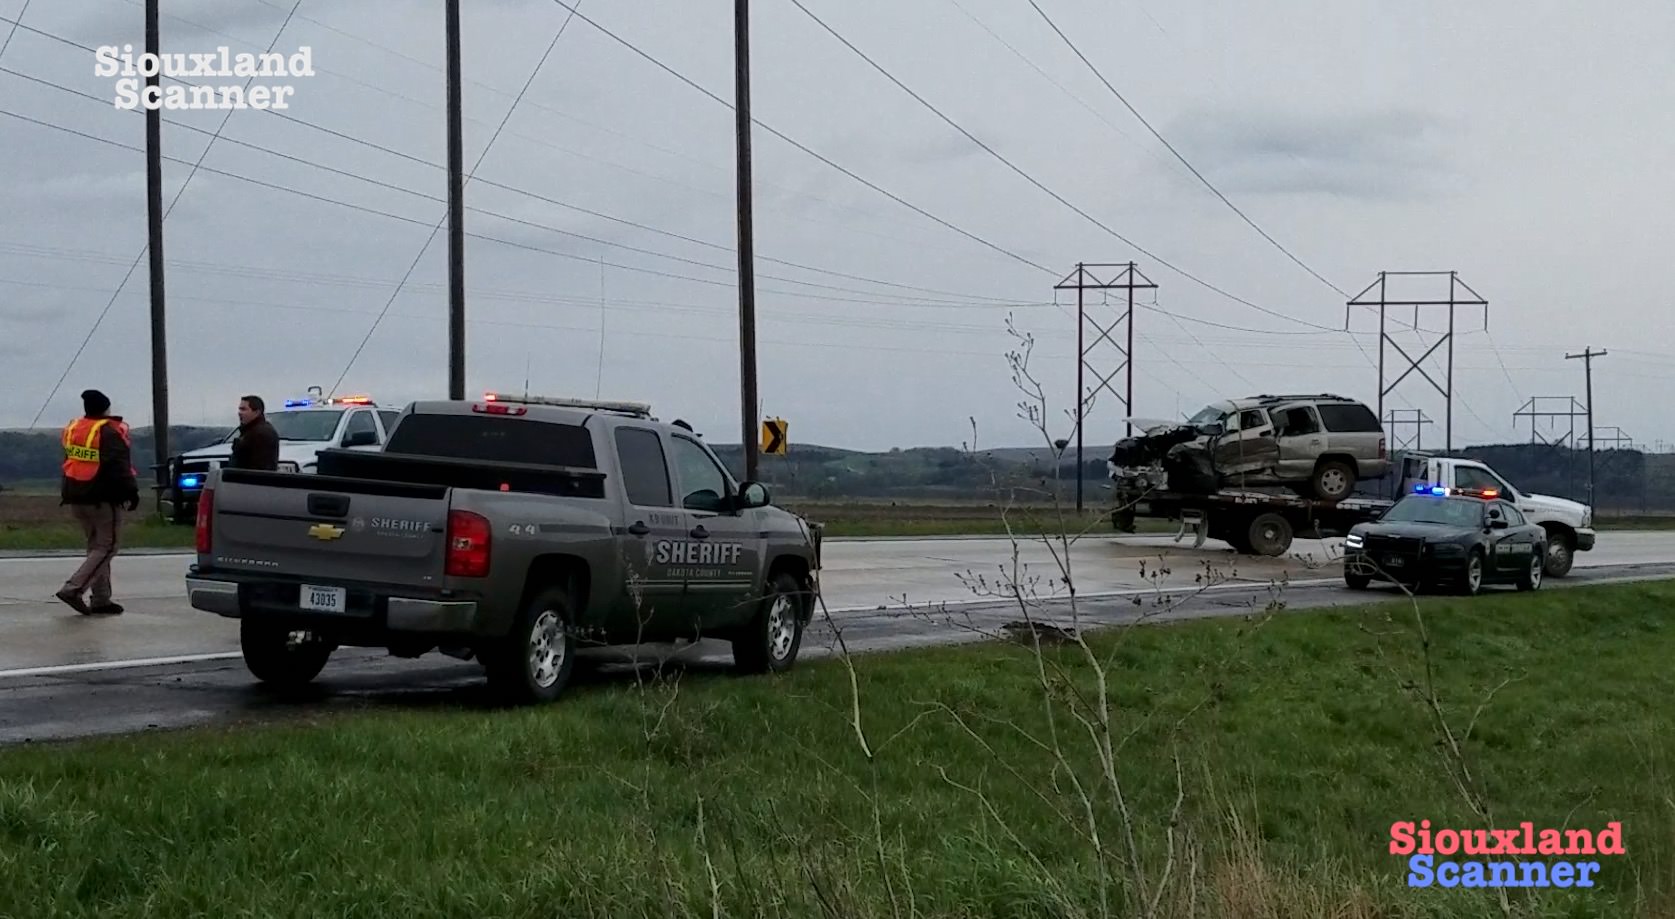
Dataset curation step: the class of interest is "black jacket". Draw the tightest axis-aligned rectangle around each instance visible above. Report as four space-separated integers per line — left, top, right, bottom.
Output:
61 415 140 507
229 417 281 471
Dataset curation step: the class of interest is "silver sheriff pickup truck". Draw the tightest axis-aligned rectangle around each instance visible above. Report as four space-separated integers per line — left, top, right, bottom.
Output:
184 394 823 704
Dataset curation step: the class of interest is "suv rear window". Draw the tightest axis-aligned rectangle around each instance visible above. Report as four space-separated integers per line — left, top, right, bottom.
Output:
1316 403 1382 433
384 414 598 468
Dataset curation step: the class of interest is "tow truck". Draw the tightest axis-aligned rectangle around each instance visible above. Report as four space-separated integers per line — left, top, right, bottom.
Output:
156 392 401 523
1110 449 1595 577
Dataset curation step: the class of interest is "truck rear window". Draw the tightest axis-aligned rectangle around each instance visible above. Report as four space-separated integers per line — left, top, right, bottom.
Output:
384 415 598 468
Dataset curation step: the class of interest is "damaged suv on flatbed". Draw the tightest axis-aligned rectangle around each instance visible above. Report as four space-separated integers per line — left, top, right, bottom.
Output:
184 393 823 704
1111 392 1389 500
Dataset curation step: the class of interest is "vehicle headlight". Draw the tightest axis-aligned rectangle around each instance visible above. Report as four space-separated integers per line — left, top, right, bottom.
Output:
1582 508 1592 528
1345 533 1364 549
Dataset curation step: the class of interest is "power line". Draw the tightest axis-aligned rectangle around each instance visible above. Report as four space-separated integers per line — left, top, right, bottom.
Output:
26 0 304 427
530 0 1055 275
0 0 29 58
0 66 1039 312
1024 0 1347 298
330 0 585 396
783 0 1340 333
0 15 1038 306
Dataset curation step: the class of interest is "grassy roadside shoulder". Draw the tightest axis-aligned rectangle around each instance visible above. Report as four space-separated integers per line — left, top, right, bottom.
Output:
1 581 1672 917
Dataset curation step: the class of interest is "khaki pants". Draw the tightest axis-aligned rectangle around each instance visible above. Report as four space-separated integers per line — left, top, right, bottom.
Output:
63 503 123 605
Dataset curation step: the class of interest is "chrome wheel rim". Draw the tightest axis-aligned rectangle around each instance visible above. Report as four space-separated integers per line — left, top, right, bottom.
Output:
1467 558 1482 592
766 595 796 661
528 609 566 688
1530 555 1542 588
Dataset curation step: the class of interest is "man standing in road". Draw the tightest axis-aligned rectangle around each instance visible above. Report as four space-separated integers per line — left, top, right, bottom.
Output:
55 388 139 616
229 395 280 471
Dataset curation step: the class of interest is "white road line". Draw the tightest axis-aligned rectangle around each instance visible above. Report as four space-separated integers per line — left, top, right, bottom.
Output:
0 652 242 680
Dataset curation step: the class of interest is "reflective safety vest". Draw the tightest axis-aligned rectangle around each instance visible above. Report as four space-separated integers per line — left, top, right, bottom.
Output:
61 417 122 481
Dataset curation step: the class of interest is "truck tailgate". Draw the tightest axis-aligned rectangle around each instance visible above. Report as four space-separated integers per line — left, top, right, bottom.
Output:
206 469 451 589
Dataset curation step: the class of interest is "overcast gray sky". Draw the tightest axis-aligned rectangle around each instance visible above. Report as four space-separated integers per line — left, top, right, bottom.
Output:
2 0 1672 453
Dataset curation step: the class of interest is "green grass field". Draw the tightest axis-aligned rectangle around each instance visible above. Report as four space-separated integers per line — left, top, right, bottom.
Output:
1 581 1672 917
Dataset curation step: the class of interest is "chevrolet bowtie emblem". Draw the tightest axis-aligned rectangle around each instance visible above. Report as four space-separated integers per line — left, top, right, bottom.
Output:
308 523 345 541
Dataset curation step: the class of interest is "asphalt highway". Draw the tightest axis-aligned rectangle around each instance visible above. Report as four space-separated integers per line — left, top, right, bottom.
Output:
2 532 1673 744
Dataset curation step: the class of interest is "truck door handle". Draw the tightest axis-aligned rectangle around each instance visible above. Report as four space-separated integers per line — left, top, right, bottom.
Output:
627 521 649 536
690 525 710 539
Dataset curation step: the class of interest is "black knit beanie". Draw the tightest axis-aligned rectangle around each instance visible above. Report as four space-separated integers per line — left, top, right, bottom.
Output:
81 389 111 416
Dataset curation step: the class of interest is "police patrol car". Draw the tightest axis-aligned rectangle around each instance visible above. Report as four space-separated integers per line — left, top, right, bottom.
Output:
1342 484 1548 595
159 394 401 522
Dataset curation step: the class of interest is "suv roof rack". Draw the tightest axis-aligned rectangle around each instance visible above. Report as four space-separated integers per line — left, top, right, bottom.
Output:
482 391 653 418
1251 393 1357 403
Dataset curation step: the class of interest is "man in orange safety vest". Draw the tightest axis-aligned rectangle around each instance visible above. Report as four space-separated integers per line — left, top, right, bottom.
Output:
55 389 140 615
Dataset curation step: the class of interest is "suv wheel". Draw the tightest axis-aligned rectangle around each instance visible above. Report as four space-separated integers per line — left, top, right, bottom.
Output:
733 571 807 675
1311 460 1355 501
482 585 576 704
240 619 332 688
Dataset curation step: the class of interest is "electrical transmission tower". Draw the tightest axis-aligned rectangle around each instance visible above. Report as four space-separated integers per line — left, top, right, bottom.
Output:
1383 409 1433 451
1058 262 1156 513
1345 271 1489 452
1512 396 1587 447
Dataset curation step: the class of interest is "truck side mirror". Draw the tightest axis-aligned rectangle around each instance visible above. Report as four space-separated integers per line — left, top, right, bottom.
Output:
342 430 378 448
737 481 771 510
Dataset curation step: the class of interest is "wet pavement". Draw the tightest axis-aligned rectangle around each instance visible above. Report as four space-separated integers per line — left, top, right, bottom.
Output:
2 532 1672 744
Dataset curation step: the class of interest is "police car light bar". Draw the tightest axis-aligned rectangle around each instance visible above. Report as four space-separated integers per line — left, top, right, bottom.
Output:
482 391 652 417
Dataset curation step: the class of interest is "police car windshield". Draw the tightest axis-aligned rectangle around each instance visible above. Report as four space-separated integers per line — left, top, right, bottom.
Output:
267 409 345 442
1382 495 1485 527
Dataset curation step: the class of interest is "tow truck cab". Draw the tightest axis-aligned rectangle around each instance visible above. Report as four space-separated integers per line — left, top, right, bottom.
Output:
158 396 403 523
1391 455 1595 577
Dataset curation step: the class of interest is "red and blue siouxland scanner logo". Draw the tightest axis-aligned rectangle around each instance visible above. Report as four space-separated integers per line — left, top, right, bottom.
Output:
1391 820 1624 888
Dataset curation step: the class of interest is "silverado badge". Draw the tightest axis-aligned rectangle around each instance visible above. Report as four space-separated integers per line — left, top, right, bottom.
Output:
307 523 345 541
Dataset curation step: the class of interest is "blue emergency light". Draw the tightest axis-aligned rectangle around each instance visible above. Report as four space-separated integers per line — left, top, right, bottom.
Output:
1413 484 1449 496
284 399 311 408
179 475 202 489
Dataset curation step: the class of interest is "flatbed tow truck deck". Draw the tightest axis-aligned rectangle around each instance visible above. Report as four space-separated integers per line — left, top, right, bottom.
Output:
1112 487 1395 556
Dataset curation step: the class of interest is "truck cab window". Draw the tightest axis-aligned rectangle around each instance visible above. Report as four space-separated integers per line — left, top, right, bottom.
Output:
343 410 378 444
1455 466 1508 494
670 435 730 513
615 428 673 508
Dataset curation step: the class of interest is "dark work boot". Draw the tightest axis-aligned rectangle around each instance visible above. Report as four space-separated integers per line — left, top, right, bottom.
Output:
88 601 125 615
54 588 91 615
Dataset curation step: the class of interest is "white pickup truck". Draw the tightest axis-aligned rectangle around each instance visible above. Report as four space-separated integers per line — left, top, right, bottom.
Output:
1401 454 1595 577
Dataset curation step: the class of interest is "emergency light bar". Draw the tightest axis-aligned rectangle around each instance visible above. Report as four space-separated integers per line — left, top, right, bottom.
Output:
1412 484 1500 499
482 391 652 417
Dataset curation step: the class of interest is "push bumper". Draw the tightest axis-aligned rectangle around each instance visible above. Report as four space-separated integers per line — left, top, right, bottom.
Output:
185 575 481 633
1576 528 1597 552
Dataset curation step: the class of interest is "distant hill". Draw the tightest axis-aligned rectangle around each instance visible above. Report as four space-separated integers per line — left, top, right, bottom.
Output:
2 425 1667 511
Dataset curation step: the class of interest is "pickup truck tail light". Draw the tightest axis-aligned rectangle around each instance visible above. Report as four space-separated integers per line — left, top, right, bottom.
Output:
446 510 491 577
195 488 214 553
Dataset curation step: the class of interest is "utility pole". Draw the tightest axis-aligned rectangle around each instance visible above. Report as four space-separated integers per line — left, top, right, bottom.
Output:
1565 347 1607 505
444 0 466 400
735 0 760 482
1382 409 1432 451
145 0 170 470
1055 262 1156 513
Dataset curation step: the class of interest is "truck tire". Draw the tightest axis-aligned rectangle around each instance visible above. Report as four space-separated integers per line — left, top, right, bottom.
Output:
1344 570 1372 590
1310 460 1355 501
1246 513 1293 557
1543 531 1575 578
240 619 332 688
732 571 807 675
481 585 576 705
